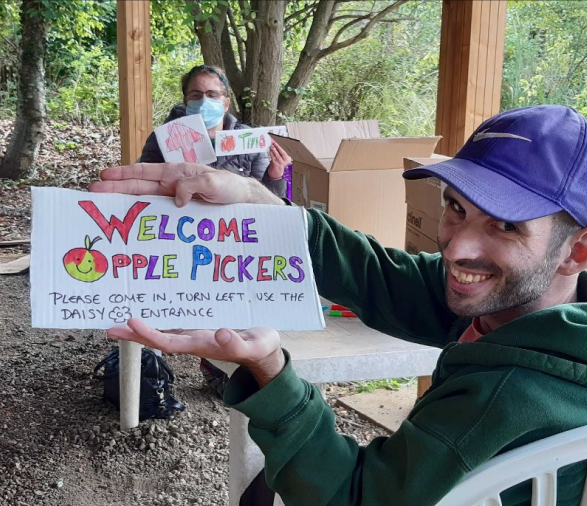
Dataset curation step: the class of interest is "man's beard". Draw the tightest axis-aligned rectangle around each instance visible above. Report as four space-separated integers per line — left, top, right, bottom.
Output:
440 242 562 319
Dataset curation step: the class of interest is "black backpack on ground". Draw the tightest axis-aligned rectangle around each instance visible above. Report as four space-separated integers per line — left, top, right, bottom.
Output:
93 348 185 421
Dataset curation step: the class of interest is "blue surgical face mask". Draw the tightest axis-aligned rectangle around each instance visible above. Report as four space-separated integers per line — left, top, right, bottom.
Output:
186 98 225 129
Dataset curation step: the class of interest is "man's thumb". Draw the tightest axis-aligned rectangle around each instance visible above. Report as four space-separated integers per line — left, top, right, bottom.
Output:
215 328 239 347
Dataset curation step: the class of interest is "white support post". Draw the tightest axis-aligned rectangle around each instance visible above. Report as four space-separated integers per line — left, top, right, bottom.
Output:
229 409 266 506
119 340 143 430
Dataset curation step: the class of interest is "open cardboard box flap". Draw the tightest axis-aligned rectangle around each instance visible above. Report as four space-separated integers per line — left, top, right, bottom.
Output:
330 136 441 172
269 134 325 169
273 133 441 172
285 120 380 159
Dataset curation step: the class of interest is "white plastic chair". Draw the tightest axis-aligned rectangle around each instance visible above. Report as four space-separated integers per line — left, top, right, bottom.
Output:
436 425 587 506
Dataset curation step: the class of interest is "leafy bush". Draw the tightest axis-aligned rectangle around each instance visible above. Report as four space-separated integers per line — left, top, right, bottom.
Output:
292 1 441 137
46 43 119 126
151 47 203 126
502 1 587 112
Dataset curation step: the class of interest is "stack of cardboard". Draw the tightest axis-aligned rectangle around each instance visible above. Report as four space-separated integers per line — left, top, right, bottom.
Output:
273 121 440 249
403 155 451 254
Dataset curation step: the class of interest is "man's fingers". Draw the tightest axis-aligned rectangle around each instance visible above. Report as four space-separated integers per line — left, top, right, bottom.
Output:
107 318 214 355
214 328 249 355
174 179 197 207
174 173 224 206
99 164 168 182
213 328 271 363
98 163 214 183
89 179 168 196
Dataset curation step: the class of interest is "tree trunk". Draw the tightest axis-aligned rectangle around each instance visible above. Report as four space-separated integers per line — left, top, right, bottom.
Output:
191 0 228 70
250 1 286 126
277 0 337 120
0 0 47 180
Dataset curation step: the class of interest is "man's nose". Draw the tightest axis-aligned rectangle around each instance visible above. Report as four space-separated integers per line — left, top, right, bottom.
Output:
442 223 485 262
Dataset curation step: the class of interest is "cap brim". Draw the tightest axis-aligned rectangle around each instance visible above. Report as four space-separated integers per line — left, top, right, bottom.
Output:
403 158 563 223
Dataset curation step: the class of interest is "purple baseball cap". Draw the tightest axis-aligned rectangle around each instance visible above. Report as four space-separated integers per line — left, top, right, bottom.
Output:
403 105 587 227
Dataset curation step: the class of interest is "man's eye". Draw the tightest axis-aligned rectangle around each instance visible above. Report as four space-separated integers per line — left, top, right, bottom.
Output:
446 200 464 214
497 222 517 232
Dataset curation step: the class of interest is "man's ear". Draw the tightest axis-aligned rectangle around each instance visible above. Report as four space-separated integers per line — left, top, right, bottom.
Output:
557 228 587 275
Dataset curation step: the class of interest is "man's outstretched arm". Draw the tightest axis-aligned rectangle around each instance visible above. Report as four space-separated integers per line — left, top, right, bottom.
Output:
89 162 285 207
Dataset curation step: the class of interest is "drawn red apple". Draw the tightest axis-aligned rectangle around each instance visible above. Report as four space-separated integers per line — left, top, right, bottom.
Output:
221 135 236 152
63 236 108 282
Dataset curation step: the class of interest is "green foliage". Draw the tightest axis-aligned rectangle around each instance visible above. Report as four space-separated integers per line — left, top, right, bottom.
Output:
44 0 117 85
46 43 119 125
5 0 587 132
150 0 195 55
356 377 416 394
502 1 587 114
294 1 441 137
151 48 203 125
0 0 21 118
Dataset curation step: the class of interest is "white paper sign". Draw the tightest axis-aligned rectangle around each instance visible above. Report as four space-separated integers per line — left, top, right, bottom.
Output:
30 188 325 331
215 126 288 156
155 114 217 165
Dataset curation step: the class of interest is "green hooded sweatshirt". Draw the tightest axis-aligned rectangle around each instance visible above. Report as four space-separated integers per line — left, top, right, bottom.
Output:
224 209 587 506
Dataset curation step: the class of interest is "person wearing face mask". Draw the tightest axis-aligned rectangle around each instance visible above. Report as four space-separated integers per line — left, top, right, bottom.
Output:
139 64 290 198
140 65 291 399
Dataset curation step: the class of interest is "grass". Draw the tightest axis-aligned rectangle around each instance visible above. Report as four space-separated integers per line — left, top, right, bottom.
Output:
355 377 417 394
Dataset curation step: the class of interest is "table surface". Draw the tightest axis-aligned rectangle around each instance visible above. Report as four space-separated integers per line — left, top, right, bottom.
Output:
212 311 441 384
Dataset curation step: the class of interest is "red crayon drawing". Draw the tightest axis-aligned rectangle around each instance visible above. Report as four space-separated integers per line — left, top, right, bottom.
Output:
221 135 236 153
165 122 205 162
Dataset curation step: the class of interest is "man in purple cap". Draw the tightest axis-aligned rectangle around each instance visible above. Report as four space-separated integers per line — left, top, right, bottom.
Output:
92 105 587 505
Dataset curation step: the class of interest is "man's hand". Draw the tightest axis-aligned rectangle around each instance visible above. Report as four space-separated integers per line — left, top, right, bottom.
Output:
107 319 285 387
89 162 284 207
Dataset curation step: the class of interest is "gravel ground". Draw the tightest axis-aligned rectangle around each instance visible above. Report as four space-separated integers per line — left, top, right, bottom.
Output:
0 120 392 505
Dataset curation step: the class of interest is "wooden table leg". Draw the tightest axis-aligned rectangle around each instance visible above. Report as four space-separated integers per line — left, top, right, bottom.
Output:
417 376 432 398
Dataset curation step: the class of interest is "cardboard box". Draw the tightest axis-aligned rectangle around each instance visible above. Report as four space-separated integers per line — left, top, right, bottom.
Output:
405 226 439 255
272 121 440 248
403 155 451 253
407 204 439 241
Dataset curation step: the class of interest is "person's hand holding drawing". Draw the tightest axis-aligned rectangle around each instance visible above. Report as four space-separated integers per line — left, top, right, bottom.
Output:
266 141 292 181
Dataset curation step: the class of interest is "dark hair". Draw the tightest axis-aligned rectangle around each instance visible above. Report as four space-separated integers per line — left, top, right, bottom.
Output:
181 65 230 96
549 211 581 251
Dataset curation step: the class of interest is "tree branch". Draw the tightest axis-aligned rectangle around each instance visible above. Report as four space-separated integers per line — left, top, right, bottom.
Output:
221 21 245 99
330 15 369 47
318 0 409 60
214 3 229 35
227 5 246 70
2 35 19 54
285 11 317 34
284 1 319 25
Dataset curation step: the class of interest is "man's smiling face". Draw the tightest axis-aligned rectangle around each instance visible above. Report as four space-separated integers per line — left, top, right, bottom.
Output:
437 187 563 319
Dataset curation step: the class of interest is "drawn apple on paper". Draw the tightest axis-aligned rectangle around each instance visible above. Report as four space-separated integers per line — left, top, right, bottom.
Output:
221 135 236 152
63 236 108 282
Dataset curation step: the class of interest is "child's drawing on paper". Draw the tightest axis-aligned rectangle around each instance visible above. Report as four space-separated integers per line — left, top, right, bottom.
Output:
220 134 236 153
165 121 205 163
63 235 108 282
215 126 287 156
154 115 217 165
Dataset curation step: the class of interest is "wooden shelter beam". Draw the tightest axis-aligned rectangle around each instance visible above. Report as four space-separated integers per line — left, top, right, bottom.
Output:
435 0 507 156
117 0 153 165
